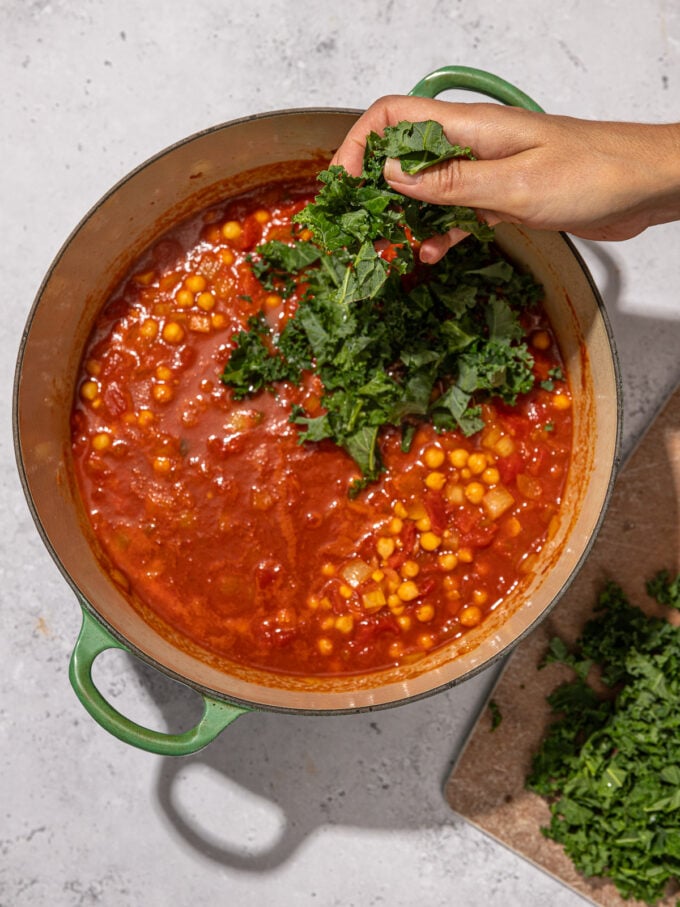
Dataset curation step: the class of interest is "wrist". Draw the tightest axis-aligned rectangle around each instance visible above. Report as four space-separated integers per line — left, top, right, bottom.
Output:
632 123 680 227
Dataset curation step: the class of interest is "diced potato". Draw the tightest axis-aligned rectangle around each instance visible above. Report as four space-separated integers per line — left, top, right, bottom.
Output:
482 485 515 520
362 588 387 611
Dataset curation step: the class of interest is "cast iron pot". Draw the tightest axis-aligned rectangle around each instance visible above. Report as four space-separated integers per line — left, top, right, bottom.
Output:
13 67 622 754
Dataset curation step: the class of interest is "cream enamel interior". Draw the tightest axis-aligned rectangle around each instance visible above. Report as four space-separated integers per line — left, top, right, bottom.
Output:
14 109 621 713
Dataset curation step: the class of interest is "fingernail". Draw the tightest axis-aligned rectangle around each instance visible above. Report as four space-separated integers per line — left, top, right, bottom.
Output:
384 157 421 185
419 245 437 264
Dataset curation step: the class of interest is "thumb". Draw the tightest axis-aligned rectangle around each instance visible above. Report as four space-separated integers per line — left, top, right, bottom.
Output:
383 156 506 211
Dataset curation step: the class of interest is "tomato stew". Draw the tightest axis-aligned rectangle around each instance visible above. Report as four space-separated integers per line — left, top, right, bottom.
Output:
71 180 572 677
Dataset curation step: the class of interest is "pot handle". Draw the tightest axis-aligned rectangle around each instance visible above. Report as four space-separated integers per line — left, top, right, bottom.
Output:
69 603 248 755
409 65 545 112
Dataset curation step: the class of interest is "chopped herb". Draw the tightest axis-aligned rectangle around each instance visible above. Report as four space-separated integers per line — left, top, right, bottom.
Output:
248 240 321 298
646 569 680 609
296 122 494 250
220 315 300 397
544 422 555 432
540 365 565 391
526 577 680 905
488 699 502 731
221 120 542 491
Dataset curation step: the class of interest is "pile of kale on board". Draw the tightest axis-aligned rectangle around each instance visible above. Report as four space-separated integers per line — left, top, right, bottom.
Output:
527 570 680 906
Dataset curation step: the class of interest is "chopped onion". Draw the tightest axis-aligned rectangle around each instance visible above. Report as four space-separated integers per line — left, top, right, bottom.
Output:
341 559 373 588
482 485 515 521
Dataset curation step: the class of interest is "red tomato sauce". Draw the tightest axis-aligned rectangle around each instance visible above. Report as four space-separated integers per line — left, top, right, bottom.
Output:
71 180 573 677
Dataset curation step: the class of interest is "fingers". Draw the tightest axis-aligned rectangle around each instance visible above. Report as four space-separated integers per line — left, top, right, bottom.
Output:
419 229 470 264
383 153 532 215
331 94 543 175
418 213 508 263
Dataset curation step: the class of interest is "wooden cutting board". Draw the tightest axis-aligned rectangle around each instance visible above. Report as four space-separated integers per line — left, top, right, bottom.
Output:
445 385 680 907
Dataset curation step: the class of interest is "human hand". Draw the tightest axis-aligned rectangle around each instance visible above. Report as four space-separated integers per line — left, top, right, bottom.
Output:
331 95 680 262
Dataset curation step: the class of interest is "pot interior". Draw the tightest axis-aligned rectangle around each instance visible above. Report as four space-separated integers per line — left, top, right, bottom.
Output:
14 109 621 713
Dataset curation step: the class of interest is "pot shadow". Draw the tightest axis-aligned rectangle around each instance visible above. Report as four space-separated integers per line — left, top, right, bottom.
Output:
147 666 496 871
93 641 497 870
96 648 500 870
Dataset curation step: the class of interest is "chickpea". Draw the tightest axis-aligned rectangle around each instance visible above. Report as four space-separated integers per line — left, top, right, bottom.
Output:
460 605 483 627
423 446 445 469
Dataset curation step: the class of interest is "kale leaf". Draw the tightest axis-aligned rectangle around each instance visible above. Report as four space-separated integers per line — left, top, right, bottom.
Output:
488 699 503 731
249 239 320 297
369 119 474 174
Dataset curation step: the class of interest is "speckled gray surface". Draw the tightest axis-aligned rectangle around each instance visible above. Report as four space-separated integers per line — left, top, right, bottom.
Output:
3 2 680 905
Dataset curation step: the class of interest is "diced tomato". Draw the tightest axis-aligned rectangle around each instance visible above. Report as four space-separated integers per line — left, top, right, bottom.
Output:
424 491 448 536
259 622 298 648
453 507 479 535
387 550 407 570
465 523 499 549
418 576 437 596
353 614 399 645
386 522 416 569
376 242 403 263
400 520 417 556
241 217 263 251
497 452 524 484
255 560 282 589
102 381 129 418
527 446 548 477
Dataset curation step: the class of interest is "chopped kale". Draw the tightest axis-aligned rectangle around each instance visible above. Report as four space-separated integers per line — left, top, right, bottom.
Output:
646 569 680 610
221 120 542 490
248 239 321 298
526 578 680 905
220 315 300 397
488 699 503 731
540 365 566 391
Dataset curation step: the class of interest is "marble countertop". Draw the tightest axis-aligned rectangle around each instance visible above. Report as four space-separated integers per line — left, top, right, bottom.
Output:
3 2 680 905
